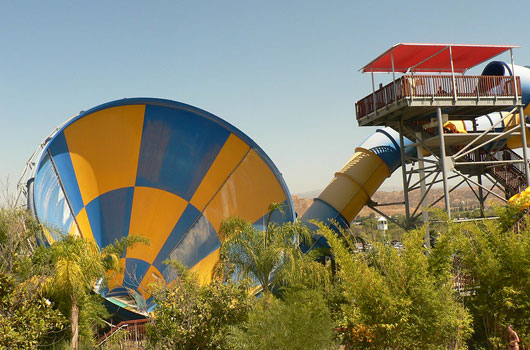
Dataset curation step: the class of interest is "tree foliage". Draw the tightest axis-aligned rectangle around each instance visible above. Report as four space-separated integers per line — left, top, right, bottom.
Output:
146 261 252 350
0 273 67 349
440 206 530 349
218 203 312 294
45 234 148 349
0 208 40 275
228 289 337 350
318 222 472 349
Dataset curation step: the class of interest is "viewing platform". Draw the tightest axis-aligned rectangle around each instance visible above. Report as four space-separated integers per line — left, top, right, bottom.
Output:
354 42 530 223
355 43 523 127
356 74 521 126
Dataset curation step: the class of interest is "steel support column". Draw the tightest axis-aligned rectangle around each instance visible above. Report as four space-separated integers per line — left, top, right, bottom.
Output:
519 105 530 186
416 131 430 246
473 120 485 217
399 121 411 222
477 175 485 217
437 107 451 217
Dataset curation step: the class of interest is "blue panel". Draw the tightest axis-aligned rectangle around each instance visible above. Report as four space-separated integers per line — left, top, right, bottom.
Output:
152 203 202 273
166 214 220 268
252 199 295 232
123 258 151 291
300 198 350 251
359 127 415 173
85 187 135 248
136 104 231 200
146 298 156 312
482 62 530 107
33 152 74 240
48 132 84 215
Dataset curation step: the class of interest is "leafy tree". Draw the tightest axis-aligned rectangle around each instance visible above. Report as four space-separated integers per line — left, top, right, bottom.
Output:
45 235 148 350
228 289 338 350
441 207 530 349
0 208 40 274
318 222 472 349
0 272 66 349
146 261 252 350
218 203 312 295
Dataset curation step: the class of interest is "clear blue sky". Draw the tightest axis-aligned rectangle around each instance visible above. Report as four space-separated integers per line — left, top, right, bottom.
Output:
2 0 529 202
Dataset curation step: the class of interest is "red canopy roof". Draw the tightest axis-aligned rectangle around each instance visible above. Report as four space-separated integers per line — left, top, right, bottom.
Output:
361 43 518 73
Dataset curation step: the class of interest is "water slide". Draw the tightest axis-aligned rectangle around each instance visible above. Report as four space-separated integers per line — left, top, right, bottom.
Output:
27 62 530 316
29 98 295 315
300 61 530 234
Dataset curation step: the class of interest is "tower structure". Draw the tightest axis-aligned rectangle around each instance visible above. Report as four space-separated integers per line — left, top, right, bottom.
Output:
355 43 530 228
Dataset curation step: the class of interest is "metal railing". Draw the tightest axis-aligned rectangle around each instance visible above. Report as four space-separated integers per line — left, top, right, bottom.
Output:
422 123 527 199
483 149 527 195
97 318 150 349
356 75 521 120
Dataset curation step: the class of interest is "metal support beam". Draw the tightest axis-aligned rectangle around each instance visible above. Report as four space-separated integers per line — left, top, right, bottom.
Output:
437 107 451 217
416 131 430 246
519 105 530 186
367 202 407 230
473 121 485 218
391 51 397 106
477 175 485 217
511 48 519 104
429 178 467 210
455 159 525 166
401 123 439 156
454 126 520 161
399 121 411 221
371 67 376 116
483 173 506 196
412 172 440 218
453 107 516 159
456 170 508 203
449 46 457 102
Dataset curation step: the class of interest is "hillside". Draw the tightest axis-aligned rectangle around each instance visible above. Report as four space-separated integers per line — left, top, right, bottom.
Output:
293 186 504 219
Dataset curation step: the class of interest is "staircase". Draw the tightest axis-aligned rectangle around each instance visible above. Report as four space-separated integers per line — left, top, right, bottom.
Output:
477 148 527 198
419 127 528 199
97 319 150 349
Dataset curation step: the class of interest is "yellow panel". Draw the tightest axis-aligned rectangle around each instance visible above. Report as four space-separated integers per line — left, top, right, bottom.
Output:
64 105 145 205
340 169 389 220
189 248 220 285
68 221 80 237
126 187 188 264
203 150 287 235
106 258 126 291
138 265 165 300
71 207 97 247
318 149 390 223
190 134 250 211
41 226 55 244
505 112 530 149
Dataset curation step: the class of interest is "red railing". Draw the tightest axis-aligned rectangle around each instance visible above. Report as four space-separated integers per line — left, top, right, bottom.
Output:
484 149 527 195
356 75 521 120
464 149 526 196
97 318 150 349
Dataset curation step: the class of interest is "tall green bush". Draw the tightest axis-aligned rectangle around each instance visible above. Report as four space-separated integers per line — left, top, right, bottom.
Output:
441 207 530 349
318 222 472 349
146 261 252 350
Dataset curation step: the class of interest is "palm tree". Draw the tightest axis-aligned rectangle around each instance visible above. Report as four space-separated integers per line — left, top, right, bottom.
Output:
218 203 312 295
48 235 147 350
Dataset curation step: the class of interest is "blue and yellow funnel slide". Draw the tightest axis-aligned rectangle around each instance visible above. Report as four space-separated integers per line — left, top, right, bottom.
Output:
30 98 295 314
